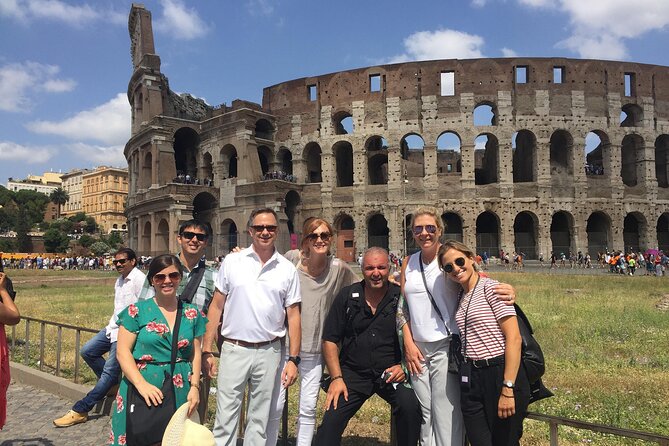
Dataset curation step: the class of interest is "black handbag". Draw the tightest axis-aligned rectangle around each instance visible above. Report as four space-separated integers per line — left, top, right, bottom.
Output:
126 301 183 446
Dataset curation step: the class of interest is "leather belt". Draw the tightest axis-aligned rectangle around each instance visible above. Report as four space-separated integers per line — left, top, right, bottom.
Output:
222 336 279 348
464 354 505 368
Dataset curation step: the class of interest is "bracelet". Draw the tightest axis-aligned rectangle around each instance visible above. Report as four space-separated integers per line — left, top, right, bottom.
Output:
202 351 214 357
331 375 343 382
500 393 514 398
190 381 200 390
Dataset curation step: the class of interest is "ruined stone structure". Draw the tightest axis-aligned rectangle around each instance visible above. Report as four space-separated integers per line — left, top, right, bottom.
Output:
125 4 669 261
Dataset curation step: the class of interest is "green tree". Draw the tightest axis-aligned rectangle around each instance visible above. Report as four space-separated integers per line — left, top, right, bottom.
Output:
0 238 15 252
43 227 70 253
0 208 15 232
78 234 95 248
89 241 111 256
84 216 97 234
15 208 31 252
69 212 87 223
14 189 49 228
49 188 69 220
103 231 124 249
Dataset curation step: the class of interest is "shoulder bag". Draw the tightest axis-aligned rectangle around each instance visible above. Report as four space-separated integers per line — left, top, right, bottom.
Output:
126 300 183 446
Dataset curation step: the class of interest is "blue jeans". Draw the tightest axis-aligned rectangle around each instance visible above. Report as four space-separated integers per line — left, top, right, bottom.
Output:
72 329 121 413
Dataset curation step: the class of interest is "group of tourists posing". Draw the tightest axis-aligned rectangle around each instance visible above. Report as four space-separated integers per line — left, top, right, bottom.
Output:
53 206 530 446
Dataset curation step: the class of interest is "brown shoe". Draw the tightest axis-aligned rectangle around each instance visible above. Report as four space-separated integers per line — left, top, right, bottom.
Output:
53 410 88 428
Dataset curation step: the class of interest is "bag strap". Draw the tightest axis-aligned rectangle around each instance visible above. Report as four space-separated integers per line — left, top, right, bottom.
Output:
418 254 451 337
460 275 481 359
179 259 206 304
170 300 183 376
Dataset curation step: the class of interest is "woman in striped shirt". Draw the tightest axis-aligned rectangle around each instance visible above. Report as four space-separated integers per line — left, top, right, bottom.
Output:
438 240 529 446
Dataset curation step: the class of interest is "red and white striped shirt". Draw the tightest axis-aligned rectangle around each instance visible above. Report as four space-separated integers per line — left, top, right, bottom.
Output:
455 277 516 360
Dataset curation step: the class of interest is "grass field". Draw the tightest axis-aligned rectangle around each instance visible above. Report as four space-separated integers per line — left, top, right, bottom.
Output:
5 268 669 445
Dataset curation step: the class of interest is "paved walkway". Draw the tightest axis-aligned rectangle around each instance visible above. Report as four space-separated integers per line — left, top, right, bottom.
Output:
0 382 110 446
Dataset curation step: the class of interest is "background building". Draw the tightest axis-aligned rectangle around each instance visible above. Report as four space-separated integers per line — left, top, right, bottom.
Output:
60 169 91 218
82 166 128 233
124 4 669 260
7 172 62 195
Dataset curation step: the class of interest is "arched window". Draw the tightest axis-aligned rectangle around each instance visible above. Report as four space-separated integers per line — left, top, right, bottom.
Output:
437 132 461 174
401 134 425 178
474 134 499 185
512 130 536 183
473 103 497 126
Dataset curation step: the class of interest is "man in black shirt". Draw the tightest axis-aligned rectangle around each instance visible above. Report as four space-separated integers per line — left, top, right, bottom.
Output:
315 247 421 446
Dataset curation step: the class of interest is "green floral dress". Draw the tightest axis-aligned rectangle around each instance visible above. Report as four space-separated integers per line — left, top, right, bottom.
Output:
108 298 207 446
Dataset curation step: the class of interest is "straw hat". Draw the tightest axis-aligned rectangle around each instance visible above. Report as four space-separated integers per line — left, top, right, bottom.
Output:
162 403 215 446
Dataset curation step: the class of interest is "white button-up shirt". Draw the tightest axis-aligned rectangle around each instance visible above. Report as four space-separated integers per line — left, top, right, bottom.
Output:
215 246 301 343
106 267 146 342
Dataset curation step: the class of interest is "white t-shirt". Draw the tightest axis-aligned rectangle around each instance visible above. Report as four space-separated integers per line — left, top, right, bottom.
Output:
403 251 460 342
107 267 146 342
215 246 301 343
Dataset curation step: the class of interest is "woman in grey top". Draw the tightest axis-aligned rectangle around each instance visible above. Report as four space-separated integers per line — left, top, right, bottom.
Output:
266 218 359 446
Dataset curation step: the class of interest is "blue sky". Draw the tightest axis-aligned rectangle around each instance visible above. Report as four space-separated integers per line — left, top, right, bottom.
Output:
1 0 668 185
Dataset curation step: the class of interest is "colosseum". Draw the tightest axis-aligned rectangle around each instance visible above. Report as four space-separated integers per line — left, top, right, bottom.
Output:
125 4 669 262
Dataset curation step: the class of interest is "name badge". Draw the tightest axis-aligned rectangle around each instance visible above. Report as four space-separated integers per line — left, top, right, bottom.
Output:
352 292 360 297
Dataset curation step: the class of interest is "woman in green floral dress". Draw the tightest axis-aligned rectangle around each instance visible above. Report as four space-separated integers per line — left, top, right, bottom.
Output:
108 255 207 445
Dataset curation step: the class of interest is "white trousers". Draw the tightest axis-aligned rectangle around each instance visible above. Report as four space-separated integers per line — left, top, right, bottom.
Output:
213 340 282 446
265 350 323 446
412 338 465 446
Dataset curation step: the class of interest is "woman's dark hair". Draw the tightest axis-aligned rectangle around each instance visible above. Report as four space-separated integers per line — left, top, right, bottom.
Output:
147 254 183 284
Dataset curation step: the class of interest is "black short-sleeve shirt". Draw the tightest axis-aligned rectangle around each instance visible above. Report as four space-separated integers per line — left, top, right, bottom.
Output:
322 280 402 395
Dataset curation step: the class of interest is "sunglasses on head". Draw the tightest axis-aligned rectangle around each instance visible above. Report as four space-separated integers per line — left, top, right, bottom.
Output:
306 232 331 242
153 272 181 283
442 257 466 273
181 231 208 242
112 258 128 266
413 225 438 235
251 225 278 233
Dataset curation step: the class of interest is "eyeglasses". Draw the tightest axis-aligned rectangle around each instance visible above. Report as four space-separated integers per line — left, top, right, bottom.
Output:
306 232 331 242
413 225 438 235
181 231 208 242
112 258 128 265
153 272 181 283
251 225 278 233
441 257 466 273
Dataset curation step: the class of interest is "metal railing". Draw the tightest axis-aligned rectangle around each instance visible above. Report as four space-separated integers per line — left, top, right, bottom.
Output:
7 317 669 445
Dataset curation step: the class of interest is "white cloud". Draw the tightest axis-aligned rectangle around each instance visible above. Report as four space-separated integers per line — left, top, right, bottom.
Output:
66 142 127 167
501 47 518 57
0 0 124 26
26 93 130 146
0 141 55 162
247 0 275 16
0 61 76 112
387 29 485 63
155 0 209 40
471 0 487 7
518 0 669 59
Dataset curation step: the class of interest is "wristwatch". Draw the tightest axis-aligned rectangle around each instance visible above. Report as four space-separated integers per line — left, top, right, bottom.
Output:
502 380 515 389
288 355 301 366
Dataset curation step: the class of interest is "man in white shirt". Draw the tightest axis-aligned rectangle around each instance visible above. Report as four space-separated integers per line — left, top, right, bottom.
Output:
53 248 145 427
203 208 302 446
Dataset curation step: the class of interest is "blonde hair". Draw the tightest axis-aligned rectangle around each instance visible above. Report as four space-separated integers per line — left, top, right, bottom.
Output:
410 207 445 234
438 239 477 270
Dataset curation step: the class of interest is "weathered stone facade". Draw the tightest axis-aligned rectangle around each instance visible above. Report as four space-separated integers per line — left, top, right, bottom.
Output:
125 5 669 261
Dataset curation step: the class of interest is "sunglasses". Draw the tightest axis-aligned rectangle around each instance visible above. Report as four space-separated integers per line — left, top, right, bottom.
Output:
153 272 181 283
251 225 278 233
413 225 438 235
181 231 208 242
112 258 128 265
442 257 466 273
306 232 331 242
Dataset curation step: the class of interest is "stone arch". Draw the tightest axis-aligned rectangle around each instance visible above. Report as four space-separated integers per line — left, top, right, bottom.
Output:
257 145 272 177
655 135 669 188
255 118 273 140
333 141 354 186
585 130 609 176
304 142 322 183
220 144 238 179
620 103 643 127
623 212 647 252
512 130 536 183
277 147 293 175
437 131 462 174
220 219 238 254
586 211 612 256
657 213 669 253
550 211 574 257
368 213 389 250
476 211 500 256
201 152 213 183
333 110 353 135
442 211 463 241
334 213 355 262
474 133 499 185
285 190 301 234
473 102 497 126
141 221 151 254
401 133 425 178
173 127 200 177
513 211 538 259
141 152 152 189
366 136 389 184
549 129 573 177
156 219 169 254
621 133 644 187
